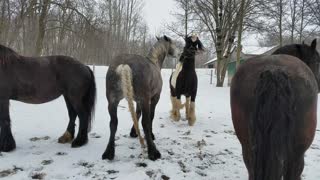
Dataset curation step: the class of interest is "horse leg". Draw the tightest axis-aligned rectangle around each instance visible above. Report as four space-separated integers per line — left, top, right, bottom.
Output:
185 96 191 120
71 102 90 148
188 96 196 126
242 147 254 180
102 100 119 160
170 95 184 121
0 99 16 152
284 154 304 180
58 96 77 144
149 94 160 140
130 102 142 138
141 98 161 160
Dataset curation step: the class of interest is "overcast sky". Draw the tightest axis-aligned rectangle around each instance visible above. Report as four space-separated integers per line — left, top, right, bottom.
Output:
143 0 259 46
144 0 175 35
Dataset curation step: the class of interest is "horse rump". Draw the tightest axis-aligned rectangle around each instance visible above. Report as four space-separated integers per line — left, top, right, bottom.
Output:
250 69 294 180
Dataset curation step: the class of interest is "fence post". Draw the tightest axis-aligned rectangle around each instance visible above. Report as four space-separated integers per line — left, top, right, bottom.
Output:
210 69 213 84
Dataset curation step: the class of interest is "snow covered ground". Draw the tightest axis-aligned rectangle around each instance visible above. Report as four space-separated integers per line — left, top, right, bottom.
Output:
0 67 320 180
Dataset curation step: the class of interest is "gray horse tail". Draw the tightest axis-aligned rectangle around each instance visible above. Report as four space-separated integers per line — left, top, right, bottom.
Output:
116 64 145 148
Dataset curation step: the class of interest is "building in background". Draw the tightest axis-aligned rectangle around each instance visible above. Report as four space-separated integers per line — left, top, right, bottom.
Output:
204 45 278 85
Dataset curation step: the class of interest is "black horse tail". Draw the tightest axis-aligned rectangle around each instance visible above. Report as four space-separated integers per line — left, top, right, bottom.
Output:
84 66 96 132
251 69 294 180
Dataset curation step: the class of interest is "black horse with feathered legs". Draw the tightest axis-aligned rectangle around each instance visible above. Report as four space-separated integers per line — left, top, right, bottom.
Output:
169 34 204 126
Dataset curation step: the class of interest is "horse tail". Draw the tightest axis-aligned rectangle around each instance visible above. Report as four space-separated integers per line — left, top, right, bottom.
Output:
84 66 96 132
116 64 145 148
251 69 294 180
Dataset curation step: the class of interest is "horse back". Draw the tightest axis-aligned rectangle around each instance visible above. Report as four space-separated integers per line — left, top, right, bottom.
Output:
107 54 162 100
4 55 91 103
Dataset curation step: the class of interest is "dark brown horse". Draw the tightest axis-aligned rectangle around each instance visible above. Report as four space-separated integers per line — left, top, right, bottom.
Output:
0 45 96 152
231 39 320 180
102 35 178 161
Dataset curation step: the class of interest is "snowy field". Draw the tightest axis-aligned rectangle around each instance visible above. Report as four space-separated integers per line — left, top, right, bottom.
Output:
0 67 320 180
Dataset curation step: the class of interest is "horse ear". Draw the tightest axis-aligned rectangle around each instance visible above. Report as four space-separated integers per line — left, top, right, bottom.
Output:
156 36 160 41
164 35 171 42
311 39 317 49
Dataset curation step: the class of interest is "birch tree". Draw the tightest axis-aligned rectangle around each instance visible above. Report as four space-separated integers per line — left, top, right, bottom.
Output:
194 0 249 87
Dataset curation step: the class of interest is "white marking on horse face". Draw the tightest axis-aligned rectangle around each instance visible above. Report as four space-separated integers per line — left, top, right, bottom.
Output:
171 62 183 88
191 33 198 42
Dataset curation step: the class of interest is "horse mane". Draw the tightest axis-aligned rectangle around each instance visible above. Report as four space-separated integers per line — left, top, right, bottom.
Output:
147 40 167 65
0 44 20 66
273 43 318 64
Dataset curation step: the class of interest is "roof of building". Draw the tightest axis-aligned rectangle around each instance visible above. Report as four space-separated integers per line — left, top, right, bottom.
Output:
242 45 277 55
203 45 278 65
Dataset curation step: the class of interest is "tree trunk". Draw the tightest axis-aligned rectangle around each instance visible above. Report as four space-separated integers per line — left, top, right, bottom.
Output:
236 0 246 69
279 0 283 47
216 0 224 87
299 0 305 43
35 0 50 56
290 0 297 44
185 0 188 37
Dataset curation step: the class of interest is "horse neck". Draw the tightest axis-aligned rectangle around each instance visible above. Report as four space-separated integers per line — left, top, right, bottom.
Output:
180 49 196 70
147 43 167 69
182 57 195 70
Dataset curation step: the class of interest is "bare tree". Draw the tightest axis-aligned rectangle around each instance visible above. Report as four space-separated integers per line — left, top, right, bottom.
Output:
236 0 253 69
194 0 247 86
35 0 50 56
0 0 149 65
167 0 196 38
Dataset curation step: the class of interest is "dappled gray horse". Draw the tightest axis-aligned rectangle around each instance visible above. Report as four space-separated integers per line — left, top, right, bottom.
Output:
102 35 178 161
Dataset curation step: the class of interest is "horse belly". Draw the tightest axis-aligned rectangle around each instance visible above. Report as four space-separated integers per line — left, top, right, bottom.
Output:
13 79 62 104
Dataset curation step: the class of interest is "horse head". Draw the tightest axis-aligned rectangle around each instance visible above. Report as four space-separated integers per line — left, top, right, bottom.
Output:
0 44 20 66
273 39 320 92
156 35 179 58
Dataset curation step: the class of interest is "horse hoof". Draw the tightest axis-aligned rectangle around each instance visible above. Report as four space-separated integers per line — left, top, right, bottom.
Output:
130 129 138 138
102 147 115 160
170 110 181 121
0 134 16 152
148 149 161 161
188 117 196 126
58 131 74 144
71 137 88 148
151 133 155 140
188 116 196 126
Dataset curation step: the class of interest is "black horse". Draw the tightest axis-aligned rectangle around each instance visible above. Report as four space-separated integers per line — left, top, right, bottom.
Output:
231 39 320 180
0 45 96 152
169 35 204 126
102 35 178 161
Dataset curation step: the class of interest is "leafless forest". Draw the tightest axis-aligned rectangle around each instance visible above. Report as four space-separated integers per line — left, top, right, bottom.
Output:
1 0 320 85
0 0 151 65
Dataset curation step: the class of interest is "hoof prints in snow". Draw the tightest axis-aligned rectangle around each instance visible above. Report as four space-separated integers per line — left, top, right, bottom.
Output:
30 172 46 179
29 136 50 142
41 159 53 165
136 162 147 168
90 133 101 139
55 152 67 156
0 166 23 178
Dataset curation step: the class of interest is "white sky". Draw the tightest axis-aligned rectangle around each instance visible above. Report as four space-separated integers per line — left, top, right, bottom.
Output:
143 0 260 46
144 0 176 35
